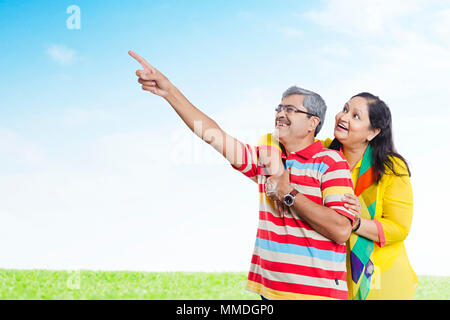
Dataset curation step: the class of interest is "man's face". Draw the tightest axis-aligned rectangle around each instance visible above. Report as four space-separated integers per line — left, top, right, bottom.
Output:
274 94 314 145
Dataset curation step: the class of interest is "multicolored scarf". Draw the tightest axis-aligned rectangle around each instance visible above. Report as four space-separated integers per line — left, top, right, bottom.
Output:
349 145 379 300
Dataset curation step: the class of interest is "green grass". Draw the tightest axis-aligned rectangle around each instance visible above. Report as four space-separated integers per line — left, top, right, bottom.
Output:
413 276 450 300
0 269 448 300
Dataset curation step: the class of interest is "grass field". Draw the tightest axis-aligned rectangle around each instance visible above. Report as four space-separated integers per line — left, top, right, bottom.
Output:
0 270 448 300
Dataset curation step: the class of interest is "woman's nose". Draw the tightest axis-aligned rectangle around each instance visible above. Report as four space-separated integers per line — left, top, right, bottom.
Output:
339 112 350 122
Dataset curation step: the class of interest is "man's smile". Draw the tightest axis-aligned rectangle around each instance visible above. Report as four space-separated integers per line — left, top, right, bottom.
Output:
276 117 291 128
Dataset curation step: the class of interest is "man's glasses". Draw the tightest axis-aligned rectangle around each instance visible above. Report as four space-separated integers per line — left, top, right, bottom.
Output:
275 104 317 117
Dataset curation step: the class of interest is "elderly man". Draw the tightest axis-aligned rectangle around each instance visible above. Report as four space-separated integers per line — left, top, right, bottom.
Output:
129 50 355 300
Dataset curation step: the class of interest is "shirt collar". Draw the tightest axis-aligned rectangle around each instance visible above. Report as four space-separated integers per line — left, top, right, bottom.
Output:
282 140 323 160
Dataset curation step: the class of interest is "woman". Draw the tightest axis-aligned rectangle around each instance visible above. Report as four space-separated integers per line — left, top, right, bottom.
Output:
260 92 417 299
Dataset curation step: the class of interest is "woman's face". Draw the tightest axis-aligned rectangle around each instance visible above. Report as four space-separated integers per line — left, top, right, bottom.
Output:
334 96 380 148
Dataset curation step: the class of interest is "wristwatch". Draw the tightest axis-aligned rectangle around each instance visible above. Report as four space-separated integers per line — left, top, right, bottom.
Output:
283 189 299 207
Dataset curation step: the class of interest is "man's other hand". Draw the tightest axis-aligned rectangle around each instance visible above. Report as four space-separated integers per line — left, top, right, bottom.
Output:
265 169 292 202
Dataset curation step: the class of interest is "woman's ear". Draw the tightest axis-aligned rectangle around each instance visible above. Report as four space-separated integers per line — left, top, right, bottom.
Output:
367 128 381 142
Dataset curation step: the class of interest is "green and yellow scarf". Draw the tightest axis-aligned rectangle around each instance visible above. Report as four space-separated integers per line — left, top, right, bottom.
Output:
349 145 379 300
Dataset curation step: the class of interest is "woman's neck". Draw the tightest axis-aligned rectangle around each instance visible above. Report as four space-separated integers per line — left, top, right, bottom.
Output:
343 143 369 171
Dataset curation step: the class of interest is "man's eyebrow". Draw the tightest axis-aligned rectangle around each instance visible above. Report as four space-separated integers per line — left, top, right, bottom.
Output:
279 104 298 108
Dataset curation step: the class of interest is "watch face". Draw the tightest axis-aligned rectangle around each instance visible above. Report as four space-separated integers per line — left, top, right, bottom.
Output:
284 194 294 206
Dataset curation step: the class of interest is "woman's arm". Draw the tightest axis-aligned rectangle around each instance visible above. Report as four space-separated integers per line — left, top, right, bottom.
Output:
342 194 379 241
372 172 413 247
266 161 355 244
291 193 353 244
265 170 353 243
354 218 380 242
348 165 413 247
129 50 245 167
340 193 381 242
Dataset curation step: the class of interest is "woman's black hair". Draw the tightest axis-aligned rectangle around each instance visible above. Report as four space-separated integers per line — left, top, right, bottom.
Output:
329 92 411 183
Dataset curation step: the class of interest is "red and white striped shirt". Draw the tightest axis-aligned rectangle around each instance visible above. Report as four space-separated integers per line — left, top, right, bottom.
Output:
233 139 354 300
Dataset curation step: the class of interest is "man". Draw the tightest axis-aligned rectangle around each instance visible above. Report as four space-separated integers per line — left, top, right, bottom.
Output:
129 50 355 300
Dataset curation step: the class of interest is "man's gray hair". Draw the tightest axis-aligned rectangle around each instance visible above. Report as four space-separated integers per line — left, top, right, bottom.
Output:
282 86 327 136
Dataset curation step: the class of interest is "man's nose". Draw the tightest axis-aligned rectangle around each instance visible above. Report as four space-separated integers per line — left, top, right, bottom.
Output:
276 107 288 117
276 113 288 123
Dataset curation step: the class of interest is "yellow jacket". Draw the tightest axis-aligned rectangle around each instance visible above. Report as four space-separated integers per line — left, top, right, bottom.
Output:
258 133 417 299
322 138 417 299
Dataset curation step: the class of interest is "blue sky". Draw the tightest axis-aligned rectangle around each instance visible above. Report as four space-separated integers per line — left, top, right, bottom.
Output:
1 0 324 153
1 0 450 275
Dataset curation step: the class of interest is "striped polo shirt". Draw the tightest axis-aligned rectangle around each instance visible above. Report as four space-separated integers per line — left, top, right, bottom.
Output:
233 140 355 300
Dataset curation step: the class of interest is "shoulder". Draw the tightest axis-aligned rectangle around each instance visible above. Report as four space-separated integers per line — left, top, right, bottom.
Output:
384 155 410 176
379 156 413 199
313 147 348 164
378 155 412 191
315 148 353 190
313 147 350 172
258 133 276 146
319 137 334 148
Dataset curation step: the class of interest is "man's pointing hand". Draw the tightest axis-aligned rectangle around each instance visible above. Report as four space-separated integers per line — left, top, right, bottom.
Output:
128 50 172 98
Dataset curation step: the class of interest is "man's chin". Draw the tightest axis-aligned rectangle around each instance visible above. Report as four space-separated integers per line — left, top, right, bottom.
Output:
272 129 280 141
274 129 288 144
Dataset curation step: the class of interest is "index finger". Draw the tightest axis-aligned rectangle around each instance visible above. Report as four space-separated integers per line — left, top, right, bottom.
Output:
128 50 156 72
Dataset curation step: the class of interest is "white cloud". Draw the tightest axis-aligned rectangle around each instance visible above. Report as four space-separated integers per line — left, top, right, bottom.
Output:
46 44 77 65
430 9 450 45
60 107 123 127
304 0 424 37
298 0 450 109
0 115 259 271
0 129 48 170
279 26 304 38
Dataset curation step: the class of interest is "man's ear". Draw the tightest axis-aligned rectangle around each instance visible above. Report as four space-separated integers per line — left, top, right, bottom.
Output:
367 128 381 142
309 117 320 133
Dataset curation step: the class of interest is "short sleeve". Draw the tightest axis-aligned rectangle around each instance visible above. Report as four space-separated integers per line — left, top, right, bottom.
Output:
321 151 355 222
230 140 259 180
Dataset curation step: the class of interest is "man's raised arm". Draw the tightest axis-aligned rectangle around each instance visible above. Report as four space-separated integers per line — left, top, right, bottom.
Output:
129 50 244 167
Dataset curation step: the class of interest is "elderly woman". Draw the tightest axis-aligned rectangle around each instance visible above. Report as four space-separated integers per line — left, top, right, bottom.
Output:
260 92 417 299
